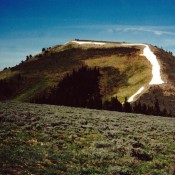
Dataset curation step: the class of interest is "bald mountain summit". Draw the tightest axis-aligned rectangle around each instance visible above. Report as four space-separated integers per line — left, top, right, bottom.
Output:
1 40 175 116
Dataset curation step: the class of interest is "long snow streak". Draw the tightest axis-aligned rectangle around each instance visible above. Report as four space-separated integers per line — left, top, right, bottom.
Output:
72 41 164 102
122 43 164 85
142 45 164 85
122 43 164 102
72 41 106 45
128 87 145 103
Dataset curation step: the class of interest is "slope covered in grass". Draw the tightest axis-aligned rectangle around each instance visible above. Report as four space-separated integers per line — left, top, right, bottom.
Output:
84 54 151 101
0 41 152 103
0 101 175 174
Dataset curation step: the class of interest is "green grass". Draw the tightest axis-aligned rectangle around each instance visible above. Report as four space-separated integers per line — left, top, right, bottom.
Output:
84 54 152 102
13 78 48 101
0 69 19 80
0 101 175 175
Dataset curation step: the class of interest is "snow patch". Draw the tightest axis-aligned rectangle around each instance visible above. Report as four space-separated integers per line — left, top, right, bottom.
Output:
122 43 164 102
72 41 106 45
141 45 164 85
70 41 164 102
128 87 145 103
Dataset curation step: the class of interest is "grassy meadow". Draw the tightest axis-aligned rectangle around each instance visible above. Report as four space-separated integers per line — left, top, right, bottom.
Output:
0 101 175 174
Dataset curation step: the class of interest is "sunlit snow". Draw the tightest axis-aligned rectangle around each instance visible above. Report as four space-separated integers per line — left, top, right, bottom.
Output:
72 41 164 102
141 45 164 85
128 87 145 103
72 41 106 45
122 43 164 102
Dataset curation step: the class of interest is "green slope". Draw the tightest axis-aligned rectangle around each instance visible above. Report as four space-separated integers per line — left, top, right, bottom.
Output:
0 40 152 102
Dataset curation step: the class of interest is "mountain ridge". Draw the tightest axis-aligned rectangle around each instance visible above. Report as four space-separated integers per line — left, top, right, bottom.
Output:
1 40 175 115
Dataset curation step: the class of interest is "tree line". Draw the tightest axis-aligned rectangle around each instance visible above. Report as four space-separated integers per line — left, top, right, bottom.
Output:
30 66 102 109
30 66 172 117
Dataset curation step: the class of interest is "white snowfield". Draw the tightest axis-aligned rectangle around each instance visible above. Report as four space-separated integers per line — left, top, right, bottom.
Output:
71 40 164 102
141 44 164 85
122 43 164 102
72 40 106 45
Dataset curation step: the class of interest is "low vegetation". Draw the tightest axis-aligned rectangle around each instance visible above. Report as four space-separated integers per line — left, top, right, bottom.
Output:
0 101 175 174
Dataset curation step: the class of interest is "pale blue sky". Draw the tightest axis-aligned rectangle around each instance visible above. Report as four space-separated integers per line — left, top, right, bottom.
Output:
1 0 175 70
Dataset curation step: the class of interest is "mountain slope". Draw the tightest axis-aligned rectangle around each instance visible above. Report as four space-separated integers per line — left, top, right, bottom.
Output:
0 40 151 101
1 40 175 114
138 46 175 114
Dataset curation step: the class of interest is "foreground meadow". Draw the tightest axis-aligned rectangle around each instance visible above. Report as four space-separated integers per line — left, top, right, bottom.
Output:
0 101 175 175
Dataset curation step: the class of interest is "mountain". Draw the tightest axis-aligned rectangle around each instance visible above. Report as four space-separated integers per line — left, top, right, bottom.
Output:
1 40 175 115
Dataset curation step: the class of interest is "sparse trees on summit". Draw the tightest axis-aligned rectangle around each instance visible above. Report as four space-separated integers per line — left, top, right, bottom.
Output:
42 48 49 55
3 67 8 71
26 56 30 61
42 48 46 52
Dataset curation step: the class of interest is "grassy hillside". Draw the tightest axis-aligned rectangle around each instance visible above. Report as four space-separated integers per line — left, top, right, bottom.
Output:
84 54 151 101
0 101 175 174
0 41 152 102
1 40 175 114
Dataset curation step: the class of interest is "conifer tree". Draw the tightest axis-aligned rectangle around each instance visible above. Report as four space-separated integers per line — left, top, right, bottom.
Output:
123 97 132 113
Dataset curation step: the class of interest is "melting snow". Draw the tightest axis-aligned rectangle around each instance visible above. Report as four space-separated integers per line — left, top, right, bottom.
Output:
122 43 164 102
128 87 145 103
72 41 106 45
71 41 164 102
141 45 164 85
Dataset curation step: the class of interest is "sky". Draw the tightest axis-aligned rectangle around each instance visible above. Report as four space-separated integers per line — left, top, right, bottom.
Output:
1 0 175 70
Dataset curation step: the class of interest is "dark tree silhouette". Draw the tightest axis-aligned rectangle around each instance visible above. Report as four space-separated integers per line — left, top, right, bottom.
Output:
42 48 46 52
32 66 102 109
132 98 172 117
103 97 122 112
30 67 172 117
123 97 132 113
154 98 160 116
0 73 24 100
133 101 142 114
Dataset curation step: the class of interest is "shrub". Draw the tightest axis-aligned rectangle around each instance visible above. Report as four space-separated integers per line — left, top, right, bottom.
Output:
130 148 153 161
